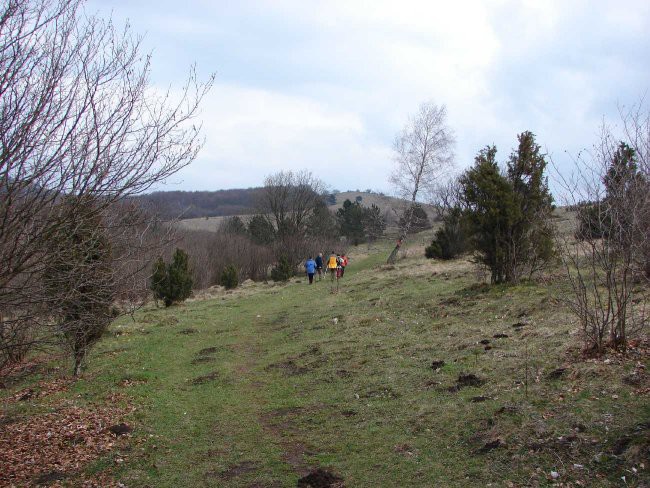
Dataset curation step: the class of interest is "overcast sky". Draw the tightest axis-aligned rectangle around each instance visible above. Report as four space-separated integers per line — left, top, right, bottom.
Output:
88 0 650 195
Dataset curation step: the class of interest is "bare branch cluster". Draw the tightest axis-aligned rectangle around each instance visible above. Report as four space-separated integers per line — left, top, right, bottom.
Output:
555 101 649 353
0 0 213 373
259 170 327 239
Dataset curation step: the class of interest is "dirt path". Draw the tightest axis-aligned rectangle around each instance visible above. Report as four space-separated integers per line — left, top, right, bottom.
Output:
229 322 315 481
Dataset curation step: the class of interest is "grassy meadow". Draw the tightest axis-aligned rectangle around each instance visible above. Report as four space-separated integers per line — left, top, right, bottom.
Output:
1 234 648 487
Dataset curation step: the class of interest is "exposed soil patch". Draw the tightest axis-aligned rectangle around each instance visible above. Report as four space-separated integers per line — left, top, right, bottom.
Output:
340 409 357 417
430 360 445 370
259 405 323 477
157 316 179 327
35 470 66 485
447 373 485 392
470 396 489 403
495 404 520 416
476 439 503 454
268 406 304 418
439 296 461 306
265 359 308 376
335 369 353 378
297 468 344 488
512 321 528 329
479 339 491 345
457 373 485 388
493 333 509 339
547 367 567 380
178 328 199 335
298 346 321 357
198 346 219 355
190 371 220 385
270 312 290 330
191 356 216 364
622 370 646 386
213 460 258 481
108 423 132 436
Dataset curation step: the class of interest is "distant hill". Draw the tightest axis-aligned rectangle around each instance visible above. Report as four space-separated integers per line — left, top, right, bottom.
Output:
134 188 264 220
136 187 439 231
330 191 439 222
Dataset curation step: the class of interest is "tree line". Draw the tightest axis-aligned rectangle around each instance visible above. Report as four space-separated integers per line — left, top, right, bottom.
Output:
133 188 266 220
149 170 389 307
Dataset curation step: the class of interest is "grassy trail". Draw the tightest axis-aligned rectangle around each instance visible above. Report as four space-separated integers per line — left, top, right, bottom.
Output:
2 241 648 487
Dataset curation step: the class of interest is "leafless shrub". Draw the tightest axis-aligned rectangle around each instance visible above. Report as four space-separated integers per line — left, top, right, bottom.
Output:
0 0 213 374
555 101 649 353
427 176 463 220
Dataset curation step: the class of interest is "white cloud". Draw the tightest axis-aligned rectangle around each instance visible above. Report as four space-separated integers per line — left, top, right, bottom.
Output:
89 0 650 193
164 83 392 191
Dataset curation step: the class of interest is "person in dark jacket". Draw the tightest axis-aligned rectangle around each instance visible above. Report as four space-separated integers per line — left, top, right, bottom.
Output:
304 256 317 284
315 253 324 281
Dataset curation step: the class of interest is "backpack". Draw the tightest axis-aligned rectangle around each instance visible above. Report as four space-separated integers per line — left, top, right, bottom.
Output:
328 255 337 269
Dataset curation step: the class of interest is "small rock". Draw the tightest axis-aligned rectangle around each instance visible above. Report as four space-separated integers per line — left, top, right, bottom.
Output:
550 470 560 479
332 317 338 324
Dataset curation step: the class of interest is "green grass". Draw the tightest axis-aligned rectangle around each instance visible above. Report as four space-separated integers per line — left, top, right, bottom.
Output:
2 238 649 487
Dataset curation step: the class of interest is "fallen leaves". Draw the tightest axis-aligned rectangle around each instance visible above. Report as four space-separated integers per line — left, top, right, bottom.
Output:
9 377 74 403
0 393 133 486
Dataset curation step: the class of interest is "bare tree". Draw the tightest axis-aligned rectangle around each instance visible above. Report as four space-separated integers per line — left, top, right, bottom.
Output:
555 102 649 353
387 102 455 263
259 170 327 238
427 175 463 220
0 0 213 373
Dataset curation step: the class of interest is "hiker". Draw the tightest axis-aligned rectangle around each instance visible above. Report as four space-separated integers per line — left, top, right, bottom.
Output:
304 256 316 284
315 252 324 281
327 251 338 292
340 254 349 277
336 254 342 279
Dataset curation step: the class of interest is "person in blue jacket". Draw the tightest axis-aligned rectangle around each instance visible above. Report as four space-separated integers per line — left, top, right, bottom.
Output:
315 252 324 281
304 256 317 284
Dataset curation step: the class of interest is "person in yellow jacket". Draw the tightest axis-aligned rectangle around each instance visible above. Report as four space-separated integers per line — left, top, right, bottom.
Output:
327 251 339 292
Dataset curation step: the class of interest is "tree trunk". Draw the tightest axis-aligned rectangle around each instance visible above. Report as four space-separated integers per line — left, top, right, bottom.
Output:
387 244 400 264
